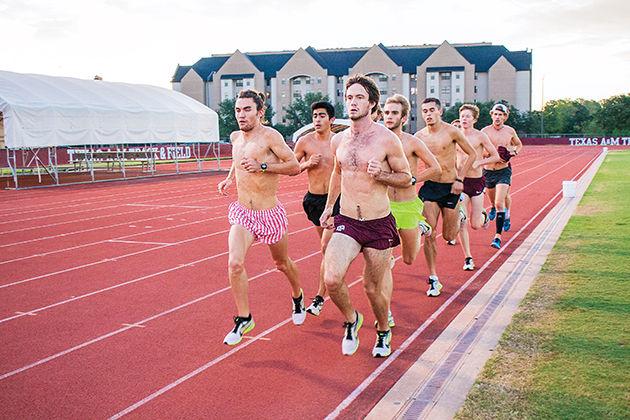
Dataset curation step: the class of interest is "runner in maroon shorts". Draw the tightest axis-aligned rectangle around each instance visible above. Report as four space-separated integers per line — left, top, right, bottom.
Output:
320 75 411 358
457 104 500 270
218 89 304 346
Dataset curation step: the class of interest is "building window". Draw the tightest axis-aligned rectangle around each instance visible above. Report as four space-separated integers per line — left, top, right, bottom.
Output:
293 79 301 85
411 87 417 95
430 74 435 80
440 73 451 80
411 74 417 81
455 74 460 80
235 80 243 87
293 92 301 99
440 87 450 95
305 78 311 85
380 90 387 95
224 81 228 87
455 86 460 93
317 77 322 84
337 89 342 97
474 73 478 80
281 79 286 85
392 74 397 81
337 76 343 83
445 102 451 107
430 88 435 94
378 74 388 82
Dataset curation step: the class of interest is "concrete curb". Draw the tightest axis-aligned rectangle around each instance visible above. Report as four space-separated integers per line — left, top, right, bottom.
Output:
366 149 607 420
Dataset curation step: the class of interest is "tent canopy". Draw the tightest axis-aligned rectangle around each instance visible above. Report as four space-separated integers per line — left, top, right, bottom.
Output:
0 70 219 149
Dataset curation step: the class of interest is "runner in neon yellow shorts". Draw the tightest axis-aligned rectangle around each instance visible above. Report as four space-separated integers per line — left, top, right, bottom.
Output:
390 197 426 230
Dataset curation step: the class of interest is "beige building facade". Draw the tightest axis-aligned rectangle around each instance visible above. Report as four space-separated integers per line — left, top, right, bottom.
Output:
173 41 532 133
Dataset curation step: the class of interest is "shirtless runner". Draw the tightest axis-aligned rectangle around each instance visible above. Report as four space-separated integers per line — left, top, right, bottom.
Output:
218 89 304 346
320 75 411 357
415 98 476 297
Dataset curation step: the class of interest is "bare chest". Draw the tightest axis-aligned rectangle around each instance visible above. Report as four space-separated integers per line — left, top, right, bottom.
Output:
486 129 512 147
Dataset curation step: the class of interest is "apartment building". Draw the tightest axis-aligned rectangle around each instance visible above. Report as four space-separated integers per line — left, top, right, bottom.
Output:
172 41 531 132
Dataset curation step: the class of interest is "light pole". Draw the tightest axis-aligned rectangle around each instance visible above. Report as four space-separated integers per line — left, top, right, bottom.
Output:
540 75 545 135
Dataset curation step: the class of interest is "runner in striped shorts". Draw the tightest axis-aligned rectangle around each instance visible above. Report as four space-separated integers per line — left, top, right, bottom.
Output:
217 89 305 346
228 201 288 244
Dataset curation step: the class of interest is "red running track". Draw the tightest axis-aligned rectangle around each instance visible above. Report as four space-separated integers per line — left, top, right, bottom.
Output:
0 146 601 419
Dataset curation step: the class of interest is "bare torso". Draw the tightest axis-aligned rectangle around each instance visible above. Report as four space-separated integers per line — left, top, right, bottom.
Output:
416 123 458 183
459 129 486 178
335 124 394 220
482 125 516 170
296 132 335 194
388 132 420 202
232 127 282 210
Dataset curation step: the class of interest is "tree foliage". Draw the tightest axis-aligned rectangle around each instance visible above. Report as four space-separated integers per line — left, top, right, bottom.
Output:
441 94 629 135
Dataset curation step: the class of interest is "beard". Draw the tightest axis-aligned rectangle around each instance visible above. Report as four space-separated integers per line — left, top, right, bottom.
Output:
349 108 370 121
387 120 402 131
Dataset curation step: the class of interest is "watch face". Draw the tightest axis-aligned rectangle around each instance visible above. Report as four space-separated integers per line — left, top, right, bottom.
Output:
411 176 417 185
261 163 268 170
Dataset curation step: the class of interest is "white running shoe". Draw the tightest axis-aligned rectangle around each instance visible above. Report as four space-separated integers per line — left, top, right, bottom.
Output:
342 311 363 356
372 329 392 358
426 276 443 297
463 257 475 271
419 220 432 236
306 295 324 316
224 315 255 346
292 290 306 325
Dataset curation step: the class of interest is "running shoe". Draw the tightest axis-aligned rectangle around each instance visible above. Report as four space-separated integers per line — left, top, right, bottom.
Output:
372 329 392 358
488 207 497 221
482 209 489 228
292 290 306 325
419 220 432 236
504 218 511 232
463 257 475 271
447 239 457 246
306 295 325 316
342 311 363 356
374 310 396 329
427 276 443 297
491 237 501 249
458 205 467 226
224 315 255 346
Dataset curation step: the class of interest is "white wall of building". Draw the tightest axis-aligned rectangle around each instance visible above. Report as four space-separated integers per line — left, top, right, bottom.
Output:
515 71 531 111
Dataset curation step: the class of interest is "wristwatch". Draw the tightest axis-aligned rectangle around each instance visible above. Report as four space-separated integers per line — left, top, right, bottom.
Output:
411 176 417 186
260 162 268 172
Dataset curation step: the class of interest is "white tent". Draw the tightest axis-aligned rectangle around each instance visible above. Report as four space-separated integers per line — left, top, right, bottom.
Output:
0 70 219 149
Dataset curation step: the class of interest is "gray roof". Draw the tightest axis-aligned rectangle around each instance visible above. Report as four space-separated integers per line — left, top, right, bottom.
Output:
172 44 531 82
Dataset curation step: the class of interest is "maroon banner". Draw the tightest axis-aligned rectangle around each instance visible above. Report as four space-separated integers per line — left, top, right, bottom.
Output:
522 136 630 147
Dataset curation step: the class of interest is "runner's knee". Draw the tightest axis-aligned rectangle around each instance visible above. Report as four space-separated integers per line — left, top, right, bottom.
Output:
228 257 245 276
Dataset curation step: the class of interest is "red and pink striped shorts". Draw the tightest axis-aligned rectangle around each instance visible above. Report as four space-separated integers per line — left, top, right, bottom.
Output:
228 201 288 244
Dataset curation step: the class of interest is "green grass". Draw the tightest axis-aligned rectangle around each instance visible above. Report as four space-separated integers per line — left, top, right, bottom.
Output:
456 151 630 420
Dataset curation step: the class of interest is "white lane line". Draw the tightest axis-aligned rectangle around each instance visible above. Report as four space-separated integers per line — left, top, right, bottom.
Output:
0 222 312 322
0 250 321 381
108 240 172 246
0 208 304 291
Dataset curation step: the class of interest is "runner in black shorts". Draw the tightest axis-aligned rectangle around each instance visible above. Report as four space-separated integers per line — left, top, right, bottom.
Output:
418 180 461 209
302 192 341 226
483 165 512 189
293 101 340 316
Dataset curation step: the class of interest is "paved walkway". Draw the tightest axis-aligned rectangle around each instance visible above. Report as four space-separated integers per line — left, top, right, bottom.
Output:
366 149 607 420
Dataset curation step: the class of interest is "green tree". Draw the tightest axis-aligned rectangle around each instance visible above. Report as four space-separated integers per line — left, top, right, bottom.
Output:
217 98 238 139
282 92 344 135
596 94 630 135
217 97 276 140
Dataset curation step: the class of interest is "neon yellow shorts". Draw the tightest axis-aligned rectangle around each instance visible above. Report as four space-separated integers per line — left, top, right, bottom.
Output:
390 197 426 230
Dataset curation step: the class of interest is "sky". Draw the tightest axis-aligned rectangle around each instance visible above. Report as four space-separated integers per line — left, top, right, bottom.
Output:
1 0 628 110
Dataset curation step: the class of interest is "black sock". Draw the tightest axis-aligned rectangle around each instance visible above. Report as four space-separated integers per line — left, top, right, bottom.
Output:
496 211 505 234
242 313 252 321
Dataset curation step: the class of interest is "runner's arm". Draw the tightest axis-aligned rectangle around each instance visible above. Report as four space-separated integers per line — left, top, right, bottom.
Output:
413 138 441 184
475 132 501 167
